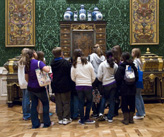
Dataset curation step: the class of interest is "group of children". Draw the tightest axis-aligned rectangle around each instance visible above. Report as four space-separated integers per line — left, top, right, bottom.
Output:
17 44 145 128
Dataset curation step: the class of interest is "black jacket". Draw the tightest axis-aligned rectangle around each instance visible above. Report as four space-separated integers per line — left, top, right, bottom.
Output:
115 62 138 96
51 58 72 93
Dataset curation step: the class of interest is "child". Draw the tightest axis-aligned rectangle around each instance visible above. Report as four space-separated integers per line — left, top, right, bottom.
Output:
51 47 72 125
97 50 118 123
18 48 31 121
25 49 54 128
112 45 122 116
36 51 47 123
115 52 138 125
131 48 145 119
88 44 105 117
71 49 96 125
69 57 79 120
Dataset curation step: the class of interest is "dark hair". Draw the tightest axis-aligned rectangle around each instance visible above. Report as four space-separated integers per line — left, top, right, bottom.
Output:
37 51 45 63
52 47 62 58
25 49 34 72
73 49 87 68
112 45 122 65
106 50 114 68
121 52 133 64
93 44 103 57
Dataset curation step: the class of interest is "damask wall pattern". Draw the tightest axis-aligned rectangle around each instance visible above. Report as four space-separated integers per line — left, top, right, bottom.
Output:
0 0 164 66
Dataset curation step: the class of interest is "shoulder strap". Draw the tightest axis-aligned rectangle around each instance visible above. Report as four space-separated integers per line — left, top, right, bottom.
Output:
38 61 40 68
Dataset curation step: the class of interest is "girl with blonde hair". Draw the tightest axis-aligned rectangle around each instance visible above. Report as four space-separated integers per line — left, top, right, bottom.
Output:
18 48 31 120
131 48 145 120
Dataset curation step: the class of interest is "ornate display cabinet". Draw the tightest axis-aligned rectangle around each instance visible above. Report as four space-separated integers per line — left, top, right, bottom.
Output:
60 21 107 58
141 48 164 102
4 57 22 107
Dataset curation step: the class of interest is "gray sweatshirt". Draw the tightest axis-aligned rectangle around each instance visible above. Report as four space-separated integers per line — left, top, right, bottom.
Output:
89 53 105 77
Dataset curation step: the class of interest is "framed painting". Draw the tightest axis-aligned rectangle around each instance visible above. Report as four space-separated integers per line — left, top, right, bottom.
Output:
5 0 35 47
130 0 159 45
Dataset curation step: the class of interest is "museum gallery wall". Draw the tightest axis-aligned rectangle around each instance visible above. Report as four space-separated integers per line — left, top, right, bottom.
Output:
0 0 164 66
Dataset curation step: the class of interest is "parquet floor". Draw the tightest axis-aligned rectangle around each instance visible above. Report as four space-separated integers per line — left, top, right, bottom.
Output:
0 103 164 137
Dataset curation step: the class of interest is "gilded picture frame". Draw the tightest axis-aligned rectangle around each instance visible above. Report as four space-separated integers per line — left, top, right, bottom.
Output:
5 0 35 47
130 0 159 45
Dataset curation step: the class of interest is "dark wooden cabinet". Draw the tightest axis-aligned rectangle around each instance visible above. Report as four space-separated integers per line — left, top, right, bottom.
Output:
60 21 107 58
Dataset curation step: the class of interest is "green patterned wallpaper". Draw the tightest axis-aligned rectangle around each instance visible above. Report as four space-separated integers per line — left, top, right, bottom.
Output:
0 0 164 66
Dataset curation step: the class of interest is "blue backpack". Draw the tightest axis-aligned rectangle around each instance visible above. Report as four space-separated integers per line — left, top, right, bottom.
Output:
136 66 144 89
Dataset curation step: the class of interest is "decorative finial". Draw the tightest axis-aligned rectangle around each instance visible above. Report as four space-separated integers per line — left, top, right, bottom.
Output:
146 48 150 54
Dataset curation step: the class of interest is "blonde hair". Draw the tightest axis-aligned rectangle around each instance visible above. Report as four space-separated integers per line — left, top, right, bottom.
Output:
19 48 29 65
132 48 141 58
132 48 142 64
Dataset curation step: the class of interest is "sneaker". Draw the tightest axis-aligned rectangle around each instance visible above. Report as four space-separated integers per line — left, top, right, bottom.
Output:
108 119 113 123
40 123 44 128
133 115 144 120
91 114 98 118
85 119 95 124
98 113 105 121
63 118 72 125
104 116 108 121
50 121 55 126
78 120 85 125
58 120 63 125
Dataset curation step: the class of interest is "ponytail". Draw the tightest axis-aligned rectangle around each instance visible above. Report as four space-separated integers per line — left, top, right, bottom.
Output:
106 50 114 68
25 49 34 72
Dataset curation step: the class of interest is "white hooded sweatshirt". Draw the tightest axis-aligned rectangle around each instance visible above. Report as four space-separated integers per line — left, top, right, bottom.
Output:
97 60 118 86
89 53 105 77
18 63 27 89
71 57 96 86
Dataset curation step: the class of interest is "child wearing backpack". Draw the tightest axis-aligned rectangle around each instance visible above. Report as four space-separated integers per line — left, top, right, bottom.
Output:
131 48 145 119
115 52 138 125
97 50 118 123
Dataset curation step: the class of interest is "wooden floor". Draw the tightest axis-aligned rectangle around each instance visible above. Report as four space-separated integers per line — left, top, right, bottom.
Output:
0 103 164 137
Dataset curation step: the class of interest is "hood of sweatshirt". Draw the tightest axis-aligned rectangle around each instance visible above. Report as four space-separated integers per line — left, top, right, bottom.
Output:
103 60 111 68
51 58 66 70
90 53 105 64
77 57 82 64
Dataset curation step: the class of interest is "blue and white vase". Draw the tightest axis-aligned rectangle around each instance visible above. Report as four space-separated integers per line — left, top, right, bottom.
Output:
79 5 86 21
92 7 103 21
87 11 92 21
74 11 78 21
64 7 73 21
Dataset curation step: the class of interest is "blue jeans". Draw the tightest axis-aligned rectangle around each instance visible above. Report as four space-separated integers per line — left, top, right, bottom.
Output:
22 89 31 120
71 93 79 119
135 88 145 116
77 89 93 123
99 84 116 120
29 88 51 128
